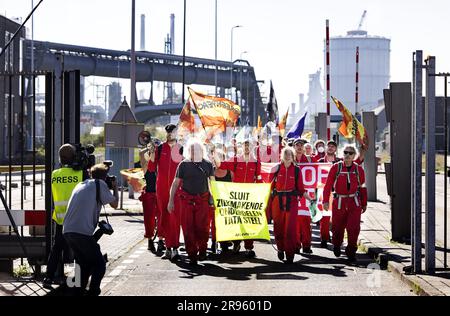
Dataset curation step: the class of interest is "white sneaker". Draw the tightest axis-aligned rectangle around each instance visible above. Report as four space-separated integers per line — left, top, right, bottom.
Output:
161 249 171 260
170 249 180 262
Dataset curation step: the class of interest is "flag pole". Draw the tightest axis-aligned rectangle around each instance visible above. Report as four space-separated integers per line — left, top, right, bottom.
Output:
355 46 360 118
326 19 331 141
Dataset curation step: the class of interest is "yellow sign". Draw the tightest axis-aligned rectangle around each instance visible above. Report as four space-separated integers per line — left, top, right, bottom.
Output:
211 180 271 242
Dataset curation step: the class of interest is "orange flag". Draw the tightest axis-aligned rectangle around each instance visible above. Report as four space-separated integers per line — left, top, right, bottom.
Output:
177 97 196 140
188 87 241 140
332 96 368 149
278 109 289 136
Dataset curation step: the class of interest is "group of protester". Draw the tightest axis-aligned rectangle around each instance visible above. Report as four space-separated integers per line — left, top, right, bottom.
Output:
139 124 367 266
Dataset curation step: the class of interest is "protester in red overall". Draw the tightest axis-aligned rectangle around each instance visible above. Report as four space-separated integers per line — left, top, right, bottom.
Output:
138 140 160 253
271 147 314 264
219 139 261 258
152 124 183 261
323 145 367 262
168 139 215 266
292 138 316 254
294 138 318 164
313 140 326 161
318 140 366 248
257 134 284 224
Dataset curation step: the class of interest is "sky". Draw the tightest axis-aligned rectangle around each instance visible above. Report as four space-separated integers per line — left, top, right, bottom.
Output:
2 0 450 114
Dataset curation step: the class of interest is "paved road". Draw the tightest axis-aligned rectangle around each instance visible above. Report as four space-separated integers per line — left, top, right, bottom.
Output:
100 225 415 296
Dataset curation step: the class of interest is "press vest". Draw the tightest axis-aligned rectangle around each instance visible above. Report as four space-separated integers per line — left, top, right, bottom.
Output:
51 167 83 225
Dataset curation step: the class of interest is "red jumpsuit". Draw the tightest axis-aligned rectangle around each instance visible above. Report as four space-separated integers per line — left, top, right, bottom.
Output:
271 163 306 260
179 190 210 260
294 154 317 251
139 154 160 239
318 155 364 243
155 142 183 248
323 162 367 257
221 156 261 250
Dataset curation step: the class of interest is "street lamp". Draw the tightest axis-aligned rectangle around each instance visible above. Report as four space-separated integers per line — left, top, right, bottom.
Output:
230 25 243 100
239 51 248 106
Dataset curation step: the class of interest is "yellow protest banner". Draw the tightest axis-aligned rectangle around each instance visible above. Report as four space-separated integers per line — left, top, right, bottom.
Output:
210 180 271 242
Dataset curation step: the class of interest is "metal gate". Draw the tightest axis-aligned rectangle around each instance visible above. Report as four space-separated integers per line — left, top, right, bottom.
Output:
0 69 80 274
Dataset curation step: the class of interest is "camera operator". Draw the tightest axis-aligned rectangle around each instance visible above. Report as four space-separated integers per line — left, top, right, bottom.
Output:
63 163 119 296
43 144 84 288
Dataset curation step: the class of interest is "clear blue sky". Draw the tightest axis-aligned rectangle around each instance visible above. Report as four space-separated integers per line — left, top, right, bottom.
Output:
3 0 450 113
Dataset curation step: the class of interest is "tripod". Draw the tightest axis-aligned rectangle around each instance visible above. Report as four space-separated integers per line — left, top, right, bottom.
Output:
0 183 35 274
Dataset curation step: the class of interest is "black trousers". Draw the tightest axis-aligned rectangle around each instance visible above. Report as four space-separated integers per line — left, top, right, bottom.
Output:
63 232 106 292
46 224 65 279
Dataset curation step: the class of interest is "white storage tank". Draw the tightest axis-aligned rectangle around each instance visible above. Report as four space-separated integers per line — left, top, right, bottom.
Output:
325 30 390 116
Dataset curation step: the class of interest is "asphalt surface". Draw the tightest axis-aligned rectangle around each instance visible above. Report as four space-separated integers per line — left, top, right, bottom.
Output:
101 225 415 296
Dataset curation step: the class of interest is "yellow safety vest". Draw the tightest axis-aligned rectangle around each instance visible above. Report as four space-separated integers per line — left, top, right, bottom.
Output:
51 167 83 225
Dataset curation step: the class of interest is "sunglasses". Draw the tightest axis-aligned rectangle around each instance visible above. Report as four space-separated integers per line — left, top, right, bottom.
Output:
344 151 355 155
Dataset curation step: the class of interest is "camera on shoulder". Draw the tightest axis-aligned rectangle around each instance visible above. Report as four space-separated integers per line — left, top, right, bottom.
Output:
71 143 96 171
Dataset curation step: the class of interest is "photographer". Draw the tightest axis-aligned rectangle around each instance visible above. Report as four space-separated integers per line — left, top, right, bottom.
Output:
43 144 83 288
63 163 119 296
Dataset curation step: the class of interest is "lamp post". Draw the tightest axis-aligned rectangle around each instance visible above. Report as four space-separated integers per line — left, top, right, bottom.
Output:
182 0 187 103
230 25 242 100
239 51 248 106
214 0 218 96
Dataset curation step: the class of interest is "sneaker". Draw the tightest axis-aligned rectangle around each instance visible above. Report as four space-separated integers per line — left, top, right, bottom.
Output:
211 241 217 254
148 239 156 253
42 277 53 289
320 240 328 248
277 251 285 261
161 249 172 260
198 252 207 261
295 248 301 254
232 242 241 254
302 247 313 254
170 249 180 262
245 250 256 258
157 240 166 253
333 246 341 258
285 256 294 264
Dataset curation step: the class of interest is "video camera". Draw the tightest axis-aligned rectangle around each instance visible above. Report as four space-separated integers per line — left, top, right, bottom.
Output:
138 130 161 151
102 160 116 190
71 143 96 171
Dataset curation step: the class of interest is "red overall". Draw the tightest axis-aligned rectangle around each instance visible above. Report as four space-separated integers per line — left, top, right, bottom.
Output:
139 190 158 239
221 156 260 250
271 163 306 260
296 200 312 251
318 156 364 243
323 162 367 257
139 161 159 239
179 190 210 260
294 154 316 250
155 142 183 248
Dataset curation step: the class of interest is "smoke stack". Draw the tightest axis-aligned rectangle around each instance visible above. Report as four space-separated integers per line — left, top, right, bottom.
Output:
291 103 296 116
299 93 305 108
140 14 145 51
170 14 175 54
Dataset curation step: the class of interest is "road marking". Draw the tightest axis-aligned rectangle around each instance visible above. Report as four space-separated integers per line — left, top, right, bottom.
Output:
122 259 134 264
134 250 145 254
129 255 140 258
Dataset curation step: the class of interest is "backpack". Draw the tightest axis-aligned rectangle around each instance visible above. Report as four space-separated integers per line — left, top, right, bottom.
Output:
333 161 360 191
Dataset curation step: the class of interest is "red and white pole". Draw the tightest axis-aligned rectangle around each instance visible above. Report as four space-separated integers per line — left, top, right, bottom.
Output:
325 19 331 141
355 46 359 117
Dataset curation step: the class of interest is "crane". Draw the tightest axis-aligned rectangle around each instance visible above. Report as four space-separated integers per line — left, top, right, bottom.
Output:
357 10 367 30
